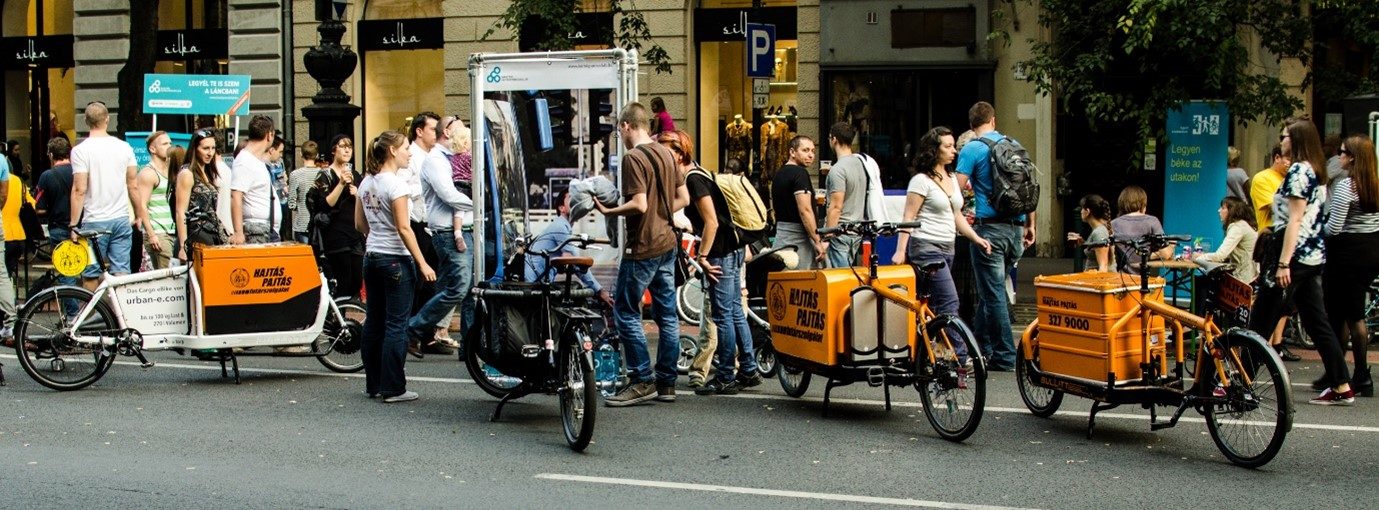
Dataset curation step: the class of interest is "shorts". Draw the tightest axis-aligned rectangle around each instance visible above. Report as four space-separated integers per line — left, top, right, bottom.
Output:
81 218 134 278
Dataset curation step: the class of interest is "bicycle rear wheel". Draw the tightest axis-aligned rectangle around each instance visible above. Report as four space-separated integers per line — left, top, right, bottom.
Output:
315 298 365 373
1017 327 1063 417
1205 330 1292 468
916 318 986 442
677 277 706 324
14 286 118 391
560 327 597 451
778 360 811 397
463 308 523 398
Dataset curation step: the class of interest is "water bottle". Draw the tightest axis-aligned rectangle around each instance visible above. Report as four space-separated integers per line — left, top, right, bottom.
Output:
594 341 620 394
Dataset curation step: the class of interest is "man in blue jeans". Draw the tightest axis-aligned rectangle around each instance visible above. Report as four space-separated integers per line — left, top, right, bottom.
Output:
69 101 138 287
593 102 688 407
407 115 475 349
955 102 1036 371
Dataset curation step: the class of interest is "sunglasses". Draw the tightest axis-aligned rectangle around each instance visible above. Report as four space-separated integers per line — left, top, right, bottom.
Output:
194 128 215 138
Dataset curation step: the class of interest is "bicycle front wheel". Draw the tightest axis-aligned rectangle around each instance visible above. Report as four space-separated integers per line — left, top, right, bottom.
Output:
315 298 365 373
560 327 597 451
1204 330 1292 468
14 286 119 391
916 318 986 442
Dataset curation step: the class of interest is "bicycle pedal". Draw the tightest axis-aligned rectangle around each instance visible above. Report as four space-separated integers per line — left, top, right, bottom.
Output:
866 367 886 387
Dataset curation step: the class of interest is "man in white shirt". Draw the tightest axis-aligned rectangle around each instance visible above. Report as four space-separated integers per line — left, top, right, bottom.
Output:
69 101 139 288
407 116 475 351
400 112 446 355
230 115 280 244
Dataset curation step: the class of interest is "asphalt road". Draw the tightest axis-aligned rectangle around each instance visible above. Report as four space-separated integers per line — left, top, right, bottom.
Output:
2 347 1376 509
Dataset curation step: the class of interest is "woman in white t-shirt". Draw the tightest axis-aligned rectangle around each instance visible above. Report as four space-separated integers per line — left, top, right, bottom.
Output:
893 126 991 363
354 130 436 403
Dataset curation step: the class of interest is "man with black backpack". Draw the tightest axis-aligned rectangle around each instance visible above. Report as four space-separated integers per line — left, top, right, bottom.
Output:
955 101 1039 371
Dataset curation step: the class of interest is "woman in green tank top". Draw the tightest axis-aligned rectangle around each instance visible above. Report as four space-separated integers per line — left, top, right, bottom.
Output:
137 131 181 270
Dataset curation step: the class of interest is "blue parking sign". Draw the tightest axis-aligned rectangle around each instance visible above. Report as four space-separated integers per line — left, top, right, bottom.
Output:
746 23 775 78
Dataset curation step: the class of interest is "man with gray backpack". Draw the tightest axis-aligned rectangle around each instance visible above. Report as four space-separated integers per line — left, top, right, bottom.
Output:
955 101 1040 372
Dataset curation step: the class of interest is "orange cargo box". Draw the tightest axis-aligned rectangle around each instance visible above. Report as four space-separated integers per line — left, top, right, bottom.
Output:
767 266 918 367
1034 271 1167 382
193 243 322 335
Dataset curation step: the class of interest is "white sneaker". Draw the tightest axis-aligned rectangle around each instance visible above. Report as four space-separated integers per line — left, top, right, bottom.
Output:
382 391 419 403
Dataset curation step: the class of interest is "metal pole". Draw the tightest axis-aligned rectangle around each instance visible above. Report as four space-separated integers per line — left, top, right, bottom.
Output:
470 54 488 283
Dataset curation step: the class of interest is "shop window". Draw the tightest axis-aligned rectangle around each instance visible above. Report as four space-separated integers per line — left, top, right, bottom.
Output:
2 0 75 177
359 1 443 138
890 8 976 49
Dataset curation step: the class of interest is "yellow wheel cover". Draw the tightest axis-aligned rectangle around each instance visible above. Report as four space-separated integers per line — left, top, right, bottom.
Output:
52 239 91 277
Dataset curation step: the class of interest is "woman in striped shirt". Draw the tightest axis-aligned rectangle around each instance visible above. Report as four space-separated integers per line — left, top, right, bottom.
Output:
1323 135 1379 398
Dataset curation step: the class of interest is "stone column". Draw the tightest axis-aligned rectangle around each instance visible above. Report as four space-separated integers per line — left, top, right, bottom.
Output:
229 0 285 128
73 0 131 134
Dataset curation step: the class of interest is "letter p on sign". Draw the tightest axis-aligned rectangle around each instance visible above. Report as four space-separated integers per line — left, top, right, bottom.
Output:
745 23 776 78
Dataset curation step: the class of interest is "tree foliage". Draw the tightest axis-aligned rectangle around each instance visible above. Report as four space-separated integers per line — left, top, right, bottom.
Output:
1019 0 1314 141
486 0 672 74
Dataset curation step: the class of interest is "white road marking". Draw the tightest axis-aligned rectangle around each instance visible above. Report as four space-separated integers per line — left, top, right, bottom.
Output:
5 354 1375 433
534 473 1040 510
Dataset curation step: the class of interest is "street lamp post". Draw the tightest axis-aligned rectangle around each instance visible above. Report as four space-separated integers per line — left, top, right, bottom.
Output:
302 0 361 145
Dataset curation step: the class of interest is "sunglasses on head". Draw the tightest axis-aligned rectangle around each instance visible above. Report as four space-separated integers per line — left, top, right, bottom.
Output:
195 128 215 138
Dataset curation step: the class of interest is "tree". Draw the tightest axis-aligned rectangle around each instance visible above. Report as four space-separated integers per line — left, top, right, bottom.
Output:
1017 0 1313 142
485 0 672 74
117 0 160 133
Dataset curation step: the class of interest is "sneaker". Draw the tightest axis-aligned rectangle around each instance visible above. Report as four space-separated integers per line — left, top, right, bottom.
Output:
687 376 706 389
1308 388 1355 406
655 384 677 402
421 341 456 356
381 390 419 403
736 372 763 388
362 390 379 399
274 346 310 354
694 378 741 396
605 381 657 407
1276 346 1301 362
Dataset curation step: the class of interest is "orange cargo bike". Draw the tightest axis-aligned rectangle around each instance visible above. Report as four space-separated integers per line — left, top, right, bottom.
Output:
10 230 365 391
1018 233 1293 468
769 220 986 442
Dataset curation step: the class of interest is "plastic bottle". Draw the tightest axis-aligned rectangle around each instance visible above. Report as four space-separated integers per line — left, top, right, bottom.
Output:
594 342 618 387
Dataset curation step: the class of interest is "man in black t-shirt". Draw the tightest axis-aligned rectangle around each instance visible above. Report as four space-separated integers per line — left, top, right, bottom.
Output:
35 137 77 290
770 136 824 269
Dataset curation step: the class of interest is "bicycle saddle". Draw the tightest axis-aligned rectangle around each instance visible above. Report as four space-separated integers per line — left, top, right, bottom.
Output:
917 261 946 273
74 228 112 238
550 256 594 272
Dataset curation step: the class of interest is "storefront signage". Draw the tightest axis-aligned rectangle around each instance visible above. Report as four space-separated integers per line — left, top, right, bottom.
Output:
481 58 621 92
1 35 75 69
746 23 776 78
157 29 229 61
358 18 444 52
694 7 797 42
1163 101 1228 253
142 73 252 116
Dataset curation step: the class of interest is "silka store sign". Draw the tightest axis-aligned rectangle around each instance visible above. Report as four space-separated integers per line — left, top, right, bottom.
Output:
156 29 229 61
0 35 74 69
359 18 444 52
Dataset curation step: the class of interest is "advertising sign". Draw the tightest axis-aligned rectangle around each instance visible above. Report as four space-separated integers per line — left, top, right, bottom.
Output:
1164 101 1228 250
143 73 251 116
112 277 190 336
482 58 621 92
746 23 776 78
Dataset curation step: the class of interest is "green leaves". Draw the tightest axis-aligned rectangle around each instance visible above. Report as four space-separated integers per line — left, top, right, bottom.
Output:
484 0 673 75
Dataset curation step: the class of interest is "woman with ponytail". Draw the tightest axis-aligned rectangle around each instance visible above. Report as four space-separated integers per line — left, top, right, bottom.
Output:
354 131 437 403
1067 194 1114 272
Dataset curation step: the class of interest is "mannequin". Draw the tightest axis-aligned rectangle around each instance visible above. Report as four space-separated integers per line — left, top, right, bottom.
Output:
760 113 791 179
725 114 753 170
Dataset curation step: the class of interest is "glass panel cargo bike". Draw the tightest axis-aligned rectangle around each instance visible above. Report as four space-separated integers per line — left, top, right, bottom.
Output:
464 234 609 452
768 220 987 442
1018 233 1292 468
10 230 365 391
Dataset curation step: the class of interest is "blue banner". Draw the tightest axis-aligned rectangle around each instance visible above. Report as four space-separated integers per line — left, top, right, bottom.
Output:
1164 101 1229 251
142 73 251 116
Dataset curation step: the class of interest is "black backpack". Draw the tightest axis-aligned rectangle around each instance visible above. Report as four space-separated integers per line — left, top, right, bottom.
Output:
976 137 1040 216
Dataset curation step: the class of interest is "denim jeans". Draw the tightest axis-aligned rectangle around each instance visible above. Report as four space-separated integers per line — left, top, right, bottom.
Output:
614 250 680 385
971 223 1023 368
79 218 133 278
827 234 862 268
408 230 475 336
708 248 756 382
907 239 966 360
362 253 416 397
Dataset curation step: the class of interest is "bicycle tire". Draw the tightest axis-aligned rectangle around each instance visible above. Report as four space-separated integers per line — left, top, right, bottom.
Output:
14 286 118 391
560 327 597 452
778 360 811 397
1016 326 1063 417
315 298 365 373
754 329 778 378
676 334 698 375
916 317 986 442
463 307 523 398
1204 329 1292 468
677 277 705 324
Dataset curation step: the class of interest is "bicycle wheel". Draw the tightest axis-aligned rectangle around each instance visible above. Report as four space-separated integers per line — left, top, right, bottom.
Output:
463 310 523 398
1365 280 1379 343
676 334 698 375
1205 330 1292 468
916 318 986 442
315 298 365 373
14 286 118 391
778 360 811 397
1017 328 1063 417
677 276 706 324
560 327 597 451
754 330 778 378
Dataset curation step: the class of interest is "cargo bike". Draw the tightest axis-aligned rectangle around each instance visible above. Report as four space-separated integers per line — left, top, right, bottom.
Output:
463 233 610 452
1018 233 1292 468
768 220 987 442
10 231 365 391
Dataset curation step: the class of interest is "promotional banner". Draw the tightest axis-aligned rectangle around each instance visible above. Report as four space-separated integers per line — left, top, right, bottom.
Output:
482 58 621 92
126 131 192 167
143 73 251 116
1163 101 1228 251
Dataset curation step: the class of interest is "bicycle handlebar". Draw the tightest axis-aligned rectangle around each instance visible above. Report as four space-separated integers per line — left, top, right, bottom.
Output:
475 287 597 299
816 220 922 239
